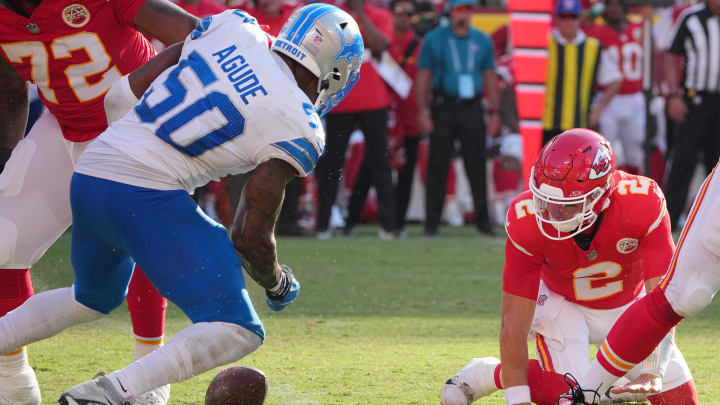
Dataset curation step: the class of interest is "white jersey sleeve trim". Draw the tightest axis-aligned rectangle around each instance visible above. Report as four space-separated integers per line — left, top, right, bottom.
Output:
508 234 534 257
644 202 667 237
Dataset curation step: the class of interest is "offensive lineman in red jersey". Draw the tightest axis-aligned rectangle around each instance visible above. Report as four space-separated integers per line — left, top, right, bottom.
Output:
440 129 698 405
585 0 646 175
0 1 197 403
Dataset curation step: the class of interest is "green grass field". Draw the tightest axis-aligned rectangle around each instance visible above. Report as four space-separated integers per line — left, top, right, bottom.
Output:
28 226 720 404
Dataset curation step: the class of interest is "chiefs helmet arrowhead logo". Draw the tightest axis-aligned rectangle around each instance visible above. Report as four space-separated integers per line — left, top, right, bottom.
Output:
589 146 612 180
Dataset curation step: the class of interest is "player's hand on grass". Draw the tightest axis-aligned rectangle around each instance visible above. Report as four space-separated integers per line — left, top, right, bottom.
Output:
265 265 300 311
610 373 661 395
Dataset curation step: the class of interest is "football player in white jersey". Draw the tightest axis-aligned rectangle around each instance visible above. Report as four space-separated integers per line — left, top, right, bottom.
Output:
0 5 363 404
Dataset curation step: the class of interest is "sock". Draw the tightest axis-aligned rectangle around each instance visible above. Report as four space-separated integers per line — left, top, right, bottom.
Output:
0 287 103 354
109 322 262 397
127 267 167 353
0 269 34 317
493 360 570 405
134 341 162 362
583 289 683 397
647 380 698 405
0 347 29 374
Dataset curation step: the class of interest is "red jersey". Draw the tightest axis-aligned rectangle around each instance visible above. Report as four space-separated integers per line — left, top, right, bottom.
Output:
503 171 673 310
176 0 227 18
241 3 297 37
586 21 643 95
388 29 421 137
330 2 392 114
0 0 156 142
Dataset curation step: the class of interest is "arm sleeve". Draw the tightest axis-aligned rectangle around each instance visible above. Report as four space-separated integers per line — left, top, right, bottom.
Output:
502 239 543 301
639 211 675 281
112 0 149 25
596 48 622 86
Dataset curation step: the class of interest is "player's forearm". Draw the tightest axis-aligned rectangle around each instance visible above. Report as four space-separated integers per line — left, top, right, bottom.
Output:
0 60 29 151
133 0 198 46
498 292 535 390
483 70 500 111
231 159 296 289
128 42 184 98
499 325 530 388
415 69 432 111
356 13 389 57
663 52 681 95
595 79 621 112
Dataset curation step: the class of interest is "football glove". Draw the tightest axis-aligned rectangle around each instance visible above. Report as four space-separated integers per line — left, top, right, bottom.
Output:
265 265 300 311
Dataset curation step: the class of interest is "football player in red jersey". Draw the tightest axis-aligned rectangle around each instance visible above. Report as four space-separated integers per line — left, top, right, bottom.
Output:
585 0 646 175
440 129 698 405
0 1 197 404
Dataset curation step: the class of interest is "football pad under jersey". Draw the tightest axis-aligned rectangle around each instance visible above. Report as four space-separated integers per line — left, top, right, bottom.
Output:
75 10 325 192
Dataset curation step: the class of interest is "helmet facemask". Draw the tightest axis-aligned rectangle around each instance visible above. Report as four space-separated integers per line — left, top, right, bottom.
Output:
530 167 610 240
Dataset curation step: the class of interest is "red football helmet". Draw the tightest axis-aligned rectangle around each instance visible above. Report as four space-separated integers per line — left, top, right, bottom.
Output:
530 129 616 240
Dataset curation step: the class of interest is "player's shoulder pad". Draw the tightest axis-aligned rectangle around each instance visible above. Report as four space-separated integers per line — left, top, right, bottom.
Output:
190 9 259 41
259 103 325 177
505 190 541 256
611 172 667 237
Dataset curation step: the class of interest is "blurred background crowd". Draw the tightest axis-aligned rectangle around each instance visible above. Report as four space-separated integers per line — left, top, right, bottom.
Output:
27 0 718 239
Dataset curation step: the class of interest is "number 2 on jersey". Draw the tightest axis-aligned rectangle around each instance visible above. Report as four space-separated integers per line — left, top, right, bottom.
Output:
135 51 246 157
573 261 623 301
617 178 650 195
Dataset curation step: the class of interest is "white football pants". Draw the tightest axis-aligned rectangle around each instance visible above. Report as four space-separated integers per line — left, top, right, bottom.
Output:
530 281 693 393
598 92 646 169
0 111 90 268
661 161 720 317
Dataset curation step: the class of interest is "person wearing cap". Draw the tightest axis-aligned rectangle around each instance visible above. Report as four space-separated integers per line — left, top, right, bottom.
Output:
541 0 622 145
415 0 500 237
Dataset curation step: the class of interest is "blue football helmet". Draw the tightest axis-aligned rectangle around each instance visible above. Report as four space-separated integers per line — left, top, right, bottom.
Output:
272 4 364 117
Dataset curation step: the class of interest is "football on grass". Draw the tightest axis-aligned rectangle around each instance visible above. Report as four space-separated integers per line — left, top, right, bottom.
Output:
205 366 268 405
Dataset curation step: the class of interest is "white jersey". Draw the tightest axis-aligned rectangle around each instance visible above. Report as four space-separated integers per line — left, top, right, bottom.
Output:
75 10 325 192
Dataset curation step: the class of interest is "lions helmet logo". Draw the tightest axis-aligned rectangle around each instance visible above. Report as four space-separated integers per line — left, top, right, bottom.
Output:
589 146 612 180
334 31 363 64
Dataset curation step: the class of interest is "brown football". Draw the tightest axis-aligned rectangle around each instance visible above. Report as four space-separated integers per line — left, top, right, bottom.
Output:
204 366 268 405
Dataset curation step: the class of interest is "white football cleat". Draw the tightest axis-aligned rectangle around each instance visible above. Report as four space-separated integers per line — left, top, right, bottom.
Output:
0 363 41 405
58 372 134 405
441 357 500 405
135 384 170 405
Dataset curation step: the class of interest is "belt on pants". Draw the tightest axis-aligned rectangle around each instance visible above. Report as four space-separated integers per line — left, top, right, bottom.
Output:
432 93 482 106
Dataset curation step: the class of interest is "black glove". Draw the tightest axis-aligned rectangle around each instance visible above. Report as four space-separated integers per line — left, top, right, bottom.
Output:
0 148 12 174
